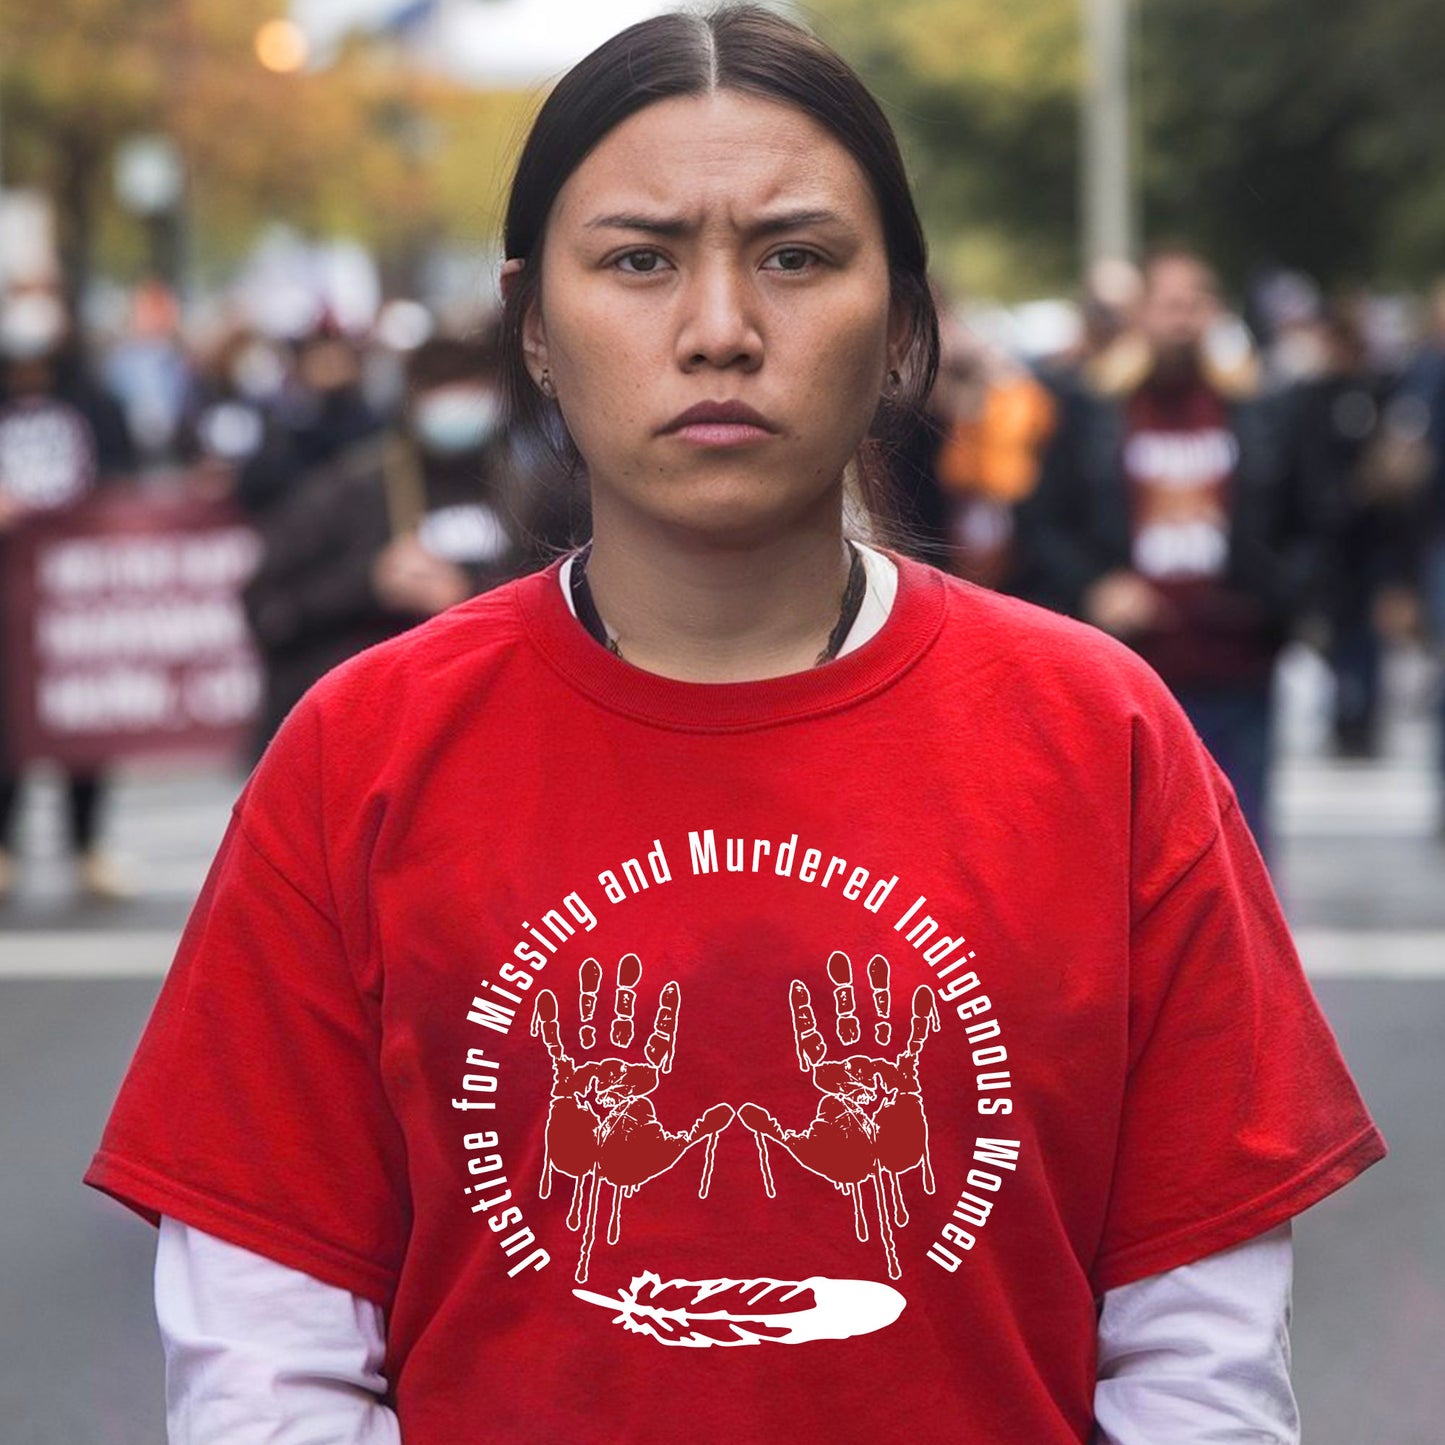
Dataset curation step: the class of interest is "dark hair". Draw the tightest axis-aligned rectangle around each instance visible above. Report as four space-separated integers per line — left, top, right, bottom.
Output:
499 4 939 533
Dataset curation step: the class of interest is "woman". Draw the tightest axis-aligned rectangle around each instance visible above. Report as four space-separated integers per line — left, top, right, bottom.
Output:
87 9 1384 1441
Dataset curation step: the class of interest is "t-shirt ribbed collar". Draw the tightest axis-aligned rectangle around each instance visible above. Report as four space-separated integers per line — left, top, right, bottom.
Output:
514 548 947 733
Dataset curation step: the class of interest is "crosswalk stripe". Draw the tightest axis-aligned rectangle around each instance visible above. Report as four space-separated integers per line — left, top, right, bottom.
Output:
0 931 178 978
2 928 1440 980
1294 929 1445 979
1272 763 1439 838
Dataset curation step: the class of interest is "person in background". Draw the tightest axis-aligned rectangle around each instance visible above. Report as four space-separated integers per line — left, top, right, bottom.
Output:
102 278 194 468
175 325 291 497
1018 247 1320 857
232 324 380 518
1074 257 1145 379
241 325 566 751
929 305 1057 591
1250 268 1328 391
888 300 1056 585
1293 300 1429 758
0 288 136 902
1396 280 1445 831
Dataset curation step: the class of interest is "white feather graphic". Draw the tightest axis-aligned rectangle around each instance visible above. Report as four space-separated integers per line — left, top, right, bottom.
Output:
573 1272 906 1347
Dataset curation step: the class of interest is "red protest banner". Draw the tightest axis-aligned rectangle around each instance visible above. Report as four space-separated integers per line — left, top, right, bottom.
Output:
0 486 262 768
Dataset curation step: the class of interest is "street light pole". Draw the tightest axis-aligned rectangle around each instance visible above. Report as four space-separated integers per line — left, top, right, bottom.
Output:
1080 0 1134 266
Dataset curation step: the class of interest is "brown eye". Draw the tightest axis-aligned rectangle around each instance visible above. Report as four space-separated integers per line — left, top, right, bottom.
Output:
765 248 820 274
616 249 668 275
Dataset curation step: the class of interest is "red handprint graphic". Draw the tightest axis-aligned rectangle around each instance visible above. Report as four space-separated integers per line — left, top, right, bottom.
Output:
532 952 735 1284
739 951 939 1280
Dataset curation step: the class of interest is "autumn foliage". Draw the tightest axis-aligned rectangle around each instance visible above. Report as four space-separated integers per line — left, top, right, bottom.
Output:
1 0 537 286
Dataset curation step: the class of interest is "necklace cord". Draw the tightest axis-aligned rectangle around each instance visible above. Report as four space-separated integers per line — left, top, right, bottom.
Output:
570 541 867 667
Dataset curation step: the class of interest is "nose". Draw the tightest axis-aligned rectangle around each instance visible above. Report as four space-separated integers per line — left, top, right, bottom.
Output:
676 258 763 373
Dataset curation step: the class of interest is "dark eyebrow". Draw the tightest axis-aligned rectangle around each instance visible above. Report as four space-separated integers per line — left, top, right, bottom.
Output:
585 213 690 238
751 209 849 238
584 208 849 239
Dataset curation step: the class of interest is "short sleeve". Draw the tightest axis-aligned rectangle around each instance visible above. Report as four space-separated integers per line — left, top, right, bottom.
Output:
1089 695 1386 1292
84 698 407 1306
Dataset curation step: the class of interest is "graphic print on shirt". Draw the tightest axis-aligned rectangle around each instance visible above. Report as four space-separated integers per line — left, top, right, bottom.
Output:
739 953 940 1281
573 1271 906 1347
454 828 1023 1348
1124 424 1239 581
531 954 735 1284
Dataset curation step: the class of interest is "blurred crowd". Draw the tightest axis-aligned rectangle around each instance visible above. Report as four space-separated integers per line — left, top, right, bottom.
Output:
902 251 1445 858
0 275 575 900
2 246 1445 898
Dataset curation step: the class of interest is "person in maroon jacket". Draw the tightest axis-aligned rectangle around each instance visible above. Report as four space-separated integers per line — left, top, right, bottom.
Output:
1018 249 1322 857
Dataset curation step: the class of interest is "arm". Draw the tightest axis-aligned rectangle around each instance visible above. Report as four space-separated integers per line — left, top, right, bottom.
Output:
1012 384 1119 617
155 1216 402 1445
1094 1223 1297 1444
242 463 392 649
1230 389 1331 629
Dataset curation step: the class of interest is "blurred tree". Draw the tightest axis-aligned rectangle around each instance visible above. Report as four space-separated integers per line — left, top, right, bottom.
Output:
6 0 1445 304
814 0 1445 295
1135 0 1445 289
809 0 1082 297
0 0 534 297
1 0 167 299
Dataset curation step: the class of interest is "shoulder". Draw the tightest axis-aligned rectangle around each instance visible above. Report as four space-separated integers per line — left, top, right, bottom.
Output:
915 564 1230 864
924 563 1179 724
310 565 546 716
305 441 390 505
249 566 554 821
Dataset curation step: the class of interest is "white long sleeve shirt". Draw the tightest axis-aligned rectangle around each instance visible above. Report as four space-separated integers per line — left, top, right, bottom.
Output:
156 1219 1297 1444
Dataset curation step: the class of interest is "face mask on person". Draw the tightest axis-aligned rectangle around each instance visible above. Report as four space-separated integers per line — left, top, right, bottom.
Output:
230 342 287 402
0 292 67 363
411 385 501 456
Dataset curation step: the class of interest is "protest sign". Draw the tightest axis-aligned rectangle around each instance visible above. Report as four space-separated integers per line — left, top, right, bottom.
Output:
0 487 261 767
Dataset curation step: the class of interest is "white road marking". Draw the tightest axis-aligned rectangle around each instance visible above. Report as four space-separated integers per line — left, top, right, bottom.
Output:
1 929 1441 980
1272 762 1439 838
1294 929 1445 979
0 931 179 978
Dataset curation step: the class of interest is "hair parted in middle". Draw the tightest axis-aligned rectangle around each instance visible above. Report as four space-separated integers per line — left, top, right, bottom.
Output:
497 4 940 533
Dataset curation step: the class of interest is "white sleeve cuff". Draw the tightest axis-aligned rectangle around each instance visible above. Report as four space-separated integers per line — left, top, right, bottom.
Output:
1094 1222 1298 1444
155 1215 402 1445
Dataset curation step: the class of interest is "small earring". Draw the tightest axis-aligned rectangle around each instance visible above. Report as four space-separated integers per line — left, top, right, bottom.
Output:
539 367 556 399
886 368 902 391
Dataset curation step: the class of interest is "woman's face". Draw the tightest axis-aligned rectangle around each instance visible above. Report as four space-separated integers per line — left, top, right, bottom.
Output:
518 90 907 545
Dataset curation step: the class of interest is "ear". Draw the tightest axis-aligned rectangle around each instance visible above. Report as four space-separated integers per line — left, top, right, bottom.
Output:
501 257 550 389
498 256 524 305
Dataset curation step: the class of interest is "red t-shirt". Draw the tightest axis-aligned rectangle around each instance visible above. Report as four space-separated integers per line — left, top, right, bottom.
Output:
86 553 1384 1443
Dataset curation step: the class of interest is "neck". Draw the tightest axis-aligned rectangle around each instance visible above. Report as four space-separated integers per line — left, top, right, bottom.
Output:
583 491 854 683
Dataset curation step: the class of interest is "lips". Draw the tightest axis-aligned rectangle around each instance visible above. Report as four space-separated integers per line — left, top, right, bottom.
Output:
659 400 779 435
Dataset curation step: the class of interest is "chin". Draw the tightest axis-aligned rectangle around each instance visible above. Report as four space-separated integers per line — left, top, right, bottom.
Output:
657 486 836 549
606 464 842 547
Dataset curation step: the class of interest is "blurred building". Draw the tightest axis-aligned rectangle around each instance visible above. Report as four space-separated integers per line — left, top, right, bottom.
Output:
293 0 799 85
